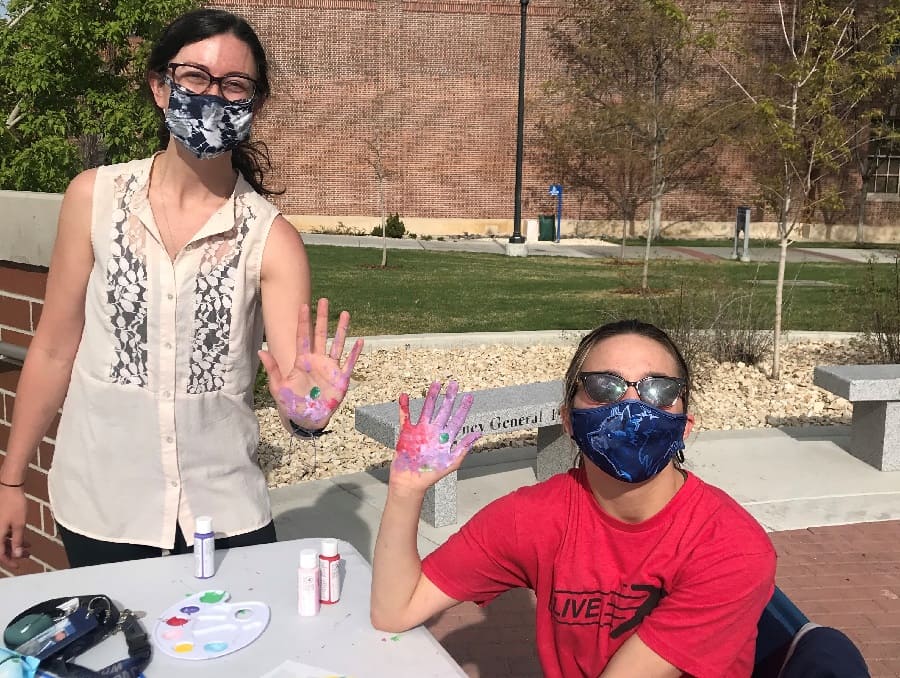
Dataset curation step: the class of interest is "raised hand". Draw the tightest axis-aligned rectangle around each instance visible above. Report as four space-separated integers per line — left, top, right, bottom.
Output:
390 381 481 490
258 298 364 432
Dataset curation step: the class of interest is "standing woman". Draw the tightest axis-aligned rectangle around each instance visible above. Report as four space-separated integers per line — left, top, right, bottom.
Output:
371 320 775 677
0 9 361 569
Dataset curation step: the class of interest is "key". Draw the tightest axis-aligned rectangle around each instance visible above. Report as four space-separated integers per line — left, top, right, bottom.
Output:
114 610 146 634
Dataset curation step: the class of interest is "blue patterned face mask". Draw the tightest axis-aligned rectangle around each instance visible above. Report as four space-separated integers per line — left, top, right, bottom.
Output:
570 400 687 483
164 78 254 159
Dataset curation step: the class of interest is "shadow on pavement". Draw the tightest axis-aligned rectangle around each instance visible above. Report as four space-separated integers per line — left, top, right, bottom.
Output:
274 482 373 563
426 587 541 678
777 424 852 453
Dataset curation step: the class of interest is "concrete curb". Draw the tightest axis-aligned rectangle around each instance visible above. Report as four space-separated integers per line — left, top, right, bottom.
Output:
342 329 864 352
349 329 587 350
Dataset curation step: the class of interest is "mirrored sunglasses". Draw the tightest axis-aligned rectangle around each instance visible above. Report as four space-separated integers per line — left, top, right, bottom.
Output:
578 371 685 408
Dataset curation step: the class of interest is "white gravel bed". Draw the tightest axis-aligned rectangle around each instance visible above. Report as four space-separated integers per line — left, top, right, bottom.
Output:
257 339 877 488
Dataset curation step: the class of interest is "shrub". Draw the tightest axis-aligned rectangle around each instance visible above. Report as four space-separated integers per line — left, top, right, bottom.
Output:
371 213 406 238
632 273 774 372
859 255 900 362
313 221 366 236
706 285 773 366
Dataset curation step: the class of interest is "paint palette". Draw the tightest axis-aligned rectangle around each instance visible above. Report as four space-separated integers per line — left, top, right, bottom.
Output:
152 590 270 660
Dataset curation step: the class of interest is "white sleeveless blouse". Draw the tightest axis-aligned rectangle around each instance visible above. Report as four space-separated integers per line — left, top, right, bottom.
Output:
49 155 280 548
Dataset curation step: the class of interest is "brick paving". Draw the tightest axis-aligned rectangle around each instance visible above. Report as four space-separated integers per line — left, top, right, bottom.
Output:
424 520 900 677
771 521 900 678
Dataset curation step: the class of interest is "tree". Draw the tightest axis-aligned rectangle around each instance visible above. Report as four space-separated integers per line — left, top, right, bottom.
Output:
359 90 399 268
0 0 196 192
538 0 743 288
366 117 391 268
540 117 651 259
713 0 900 377
366 127 387 268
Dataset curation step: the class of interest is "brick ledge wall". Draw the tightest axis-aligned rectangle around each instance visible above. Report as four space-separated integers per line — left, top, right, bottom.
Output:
0 261 68 578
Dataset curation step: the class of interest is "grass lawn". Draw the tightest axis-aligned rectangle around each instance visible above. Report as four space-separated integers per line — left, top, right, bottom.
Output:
307 245 889 336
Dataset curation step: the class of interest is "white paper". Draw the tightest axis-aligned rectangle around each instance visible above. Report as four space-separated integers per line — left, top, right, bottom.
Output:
259 659 352 678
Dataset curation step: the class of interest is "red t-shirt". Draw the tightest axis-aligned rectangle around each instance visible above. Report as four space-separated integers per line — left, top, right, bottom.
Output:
422 468 775 678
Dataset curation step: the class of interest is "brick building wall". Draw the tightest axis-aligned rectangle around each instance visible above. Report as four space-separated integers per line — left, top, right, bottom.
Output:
207 0 900 231
210 0 569 222
0 262 68 578
208 0 760 223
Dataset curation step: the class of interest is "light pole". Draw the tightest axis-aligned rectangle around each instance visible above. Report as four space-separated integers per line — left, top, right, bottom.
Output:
508 0 529 248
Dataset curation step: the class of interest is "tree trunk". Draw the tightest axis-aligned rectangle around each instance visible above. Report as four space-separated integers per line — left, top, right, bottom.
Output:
772 235 789 379
771 154 793 380
379 177 387 268
641 220 651 291
378 191 387 268
641 193 661 291
856 182 868 244
620 218 628 260
642 114 663 291
370 121 388 269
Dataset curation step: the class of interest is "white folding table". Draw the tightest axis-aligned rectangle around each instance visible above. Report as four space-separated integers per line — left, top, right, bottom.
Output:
0 538 466 677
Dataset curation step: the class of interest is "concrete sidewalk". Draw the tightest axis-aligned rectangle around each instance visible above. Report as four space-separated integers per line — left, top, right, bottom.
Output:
300 232 899 264
270 425 900 561
270 425 900 677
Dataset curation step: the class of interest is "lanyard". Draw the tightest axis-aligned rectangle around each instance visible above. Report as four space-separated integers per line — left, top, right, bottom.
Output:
5 596 151 678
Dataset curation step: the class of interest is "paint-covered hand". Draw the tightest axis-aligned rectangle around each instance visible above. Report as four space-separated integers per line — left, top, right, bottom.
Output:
390 381 482 491
258 298 364 432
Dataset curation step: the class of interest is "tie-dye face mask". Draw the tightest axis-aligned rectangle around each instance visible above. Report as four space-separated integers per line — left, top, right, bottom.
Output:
569 400 687 483
164 78 254 159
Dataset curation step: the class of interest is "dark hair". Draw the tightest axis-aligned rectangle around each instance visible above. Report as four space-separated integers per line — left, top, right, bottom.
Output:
147 8 282 196
564 320 692 464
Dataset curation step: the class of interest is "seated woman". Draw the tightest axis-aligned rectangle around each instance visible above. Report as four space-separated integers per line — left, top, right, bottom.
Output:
370 319 776 678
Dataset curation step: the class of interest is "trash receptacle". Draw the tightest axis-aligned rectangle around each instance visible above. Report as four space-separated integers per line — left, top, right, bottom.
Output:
538 215 555 241
732 206 751 262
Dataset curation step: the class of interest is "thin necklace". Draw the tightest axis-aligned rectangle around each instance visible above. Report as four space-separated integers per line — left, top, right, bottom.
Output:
154 157 178 260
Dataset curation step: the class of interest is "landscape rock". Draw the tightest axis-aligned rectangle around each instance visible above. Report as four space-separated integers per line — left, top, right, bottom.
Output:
257 339 878 487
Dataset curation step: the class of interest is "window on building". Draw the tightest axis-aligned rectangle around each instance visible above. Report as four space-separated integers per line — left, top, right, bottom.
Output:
890 43 900 64
868 119 900 196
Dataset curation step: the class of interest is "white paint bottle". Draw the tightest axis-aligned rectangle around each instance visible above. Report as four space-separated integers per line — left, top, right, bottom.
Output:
319 538 341 604
298 548 320 616
194 516 215 579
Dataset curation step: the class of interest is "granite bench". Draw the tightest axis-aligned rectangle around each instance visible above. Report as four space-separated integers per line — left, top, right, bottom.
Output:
812 364 900 471
354 380 571 527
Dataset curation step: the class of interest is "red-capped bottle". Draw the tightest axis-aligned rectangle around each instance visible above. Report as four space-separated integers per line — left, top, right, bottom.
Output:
318 538 341 604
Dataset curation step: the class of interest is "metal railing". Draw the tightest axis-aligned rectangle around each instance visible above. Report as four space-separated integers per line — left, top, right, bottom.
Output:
0 341 26 366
